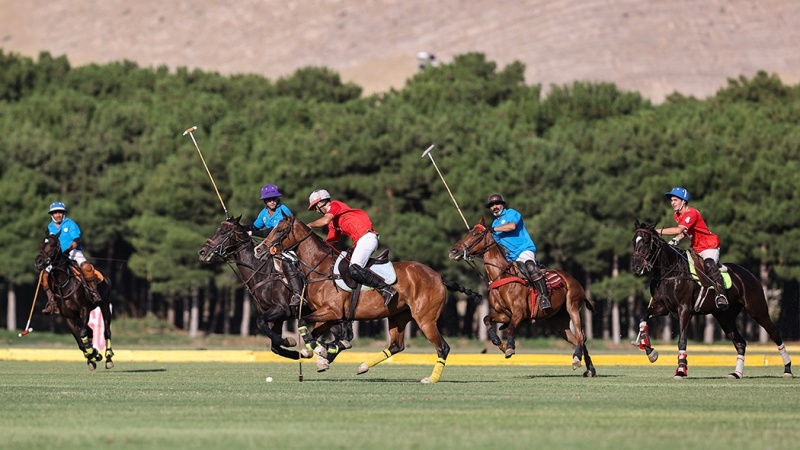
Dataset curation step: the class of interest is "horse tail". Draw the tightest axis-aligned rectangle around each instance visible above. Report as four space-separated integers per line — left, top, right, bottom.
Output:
441 276 483 305
584 295 596 313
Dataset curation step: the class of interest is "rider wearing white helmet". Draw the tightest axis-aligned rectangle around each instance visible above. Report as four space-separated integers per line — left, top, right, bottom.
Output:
307 189 397 305
42 201 103 313
657 187 728 310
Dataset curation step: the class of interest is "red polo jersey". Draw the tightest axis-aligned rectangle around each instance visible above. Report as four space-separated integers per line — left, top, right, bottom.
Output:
325 200 375 244
673 206 720 253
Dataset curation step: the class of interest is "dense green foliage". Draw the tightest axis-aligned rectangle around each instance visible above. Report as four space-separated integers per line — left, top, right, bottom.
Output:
1 361 798 450
1 50 799 338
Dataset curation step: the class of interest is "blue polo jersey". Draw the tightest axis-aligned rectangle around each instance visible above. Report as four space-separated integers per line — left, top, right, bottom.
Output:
48 217 82 253
253 204 292 231
491 207 536 261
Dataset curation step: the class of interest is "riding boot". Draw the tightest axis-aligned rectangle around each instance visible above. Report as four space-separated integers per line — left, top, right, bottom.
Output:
81 263 103 304
42 289 59 315
704 258 728 310
282 258 305 308
349 264 397 306
525 261 551 312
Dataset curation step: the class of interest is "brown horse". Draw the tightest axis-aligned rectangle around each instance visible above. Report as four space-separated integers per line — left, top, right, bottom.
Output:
198 217 351 364
631 220 792 379
33 233 114 370
449 217 597 377
255 215 455 383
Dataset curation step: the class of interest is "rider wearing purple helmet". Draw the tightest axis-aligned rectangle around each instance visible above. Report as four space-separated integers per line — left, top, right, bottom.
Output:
245 184 305 310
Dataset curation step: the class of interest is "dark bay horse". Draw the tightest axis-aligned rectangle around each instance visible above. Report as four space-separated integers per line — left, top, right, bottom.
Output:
449 218 597 377
255 216 455 383
34 233 114 370
630 220 792 379
198 216 349 364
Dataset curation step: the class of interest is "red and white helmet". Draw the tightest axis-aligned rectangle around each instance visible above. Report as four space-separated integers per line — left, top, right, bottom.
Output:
308 189 331 210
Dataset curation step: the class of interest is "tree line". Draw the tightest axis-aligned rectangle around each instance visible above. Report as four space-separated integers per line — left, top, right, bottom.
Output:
1 50 798 343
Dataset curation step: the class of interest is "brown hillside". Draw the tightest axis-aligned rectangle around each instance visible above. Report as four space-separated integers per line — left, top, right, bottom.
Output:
1 0 798 102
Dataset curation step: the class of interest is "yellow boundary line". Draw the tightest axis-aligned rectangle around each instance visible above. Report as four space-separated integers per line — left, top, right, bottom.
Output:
0 347 793 366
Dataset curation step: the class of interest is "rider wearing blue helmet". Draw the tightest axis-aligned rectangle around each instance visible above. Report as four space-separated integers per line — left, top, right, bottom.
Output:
486 193 551 312
42 202 103 313
245 184 304 310
656 187 728 310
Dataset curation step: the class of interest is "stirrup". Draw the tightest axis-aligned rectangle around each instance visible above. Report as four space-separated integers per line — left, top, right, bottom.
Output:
380 287 397 306
42 301 59 315
715 294 729 310
539 296 552 311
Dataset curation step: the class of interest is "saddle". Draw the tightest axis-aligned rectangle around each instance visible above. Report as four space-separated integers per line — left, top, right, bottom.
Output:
335 248 392 290
488 270 564 318
686 250 731 289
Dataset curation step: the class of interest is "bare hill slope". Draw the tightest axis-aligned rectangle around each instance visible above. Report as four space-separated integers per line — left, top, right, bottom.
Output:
1 0 798 102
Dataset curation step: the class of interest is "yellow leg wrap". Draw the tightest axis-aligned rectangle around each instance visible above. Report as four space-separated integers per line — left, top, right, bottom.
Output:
428 358 446 383
365 349 392 368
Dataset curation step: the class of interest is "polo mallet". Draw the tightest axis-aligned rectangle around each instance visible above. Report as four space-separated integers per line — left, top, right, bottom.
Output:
297 284 307 382
421 145 470 229
182 126 230 218
19 271 43 337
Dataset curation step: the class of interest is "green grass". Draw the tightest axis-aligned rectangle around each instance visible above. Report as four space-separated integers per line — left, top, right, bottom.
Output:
0 361 797 450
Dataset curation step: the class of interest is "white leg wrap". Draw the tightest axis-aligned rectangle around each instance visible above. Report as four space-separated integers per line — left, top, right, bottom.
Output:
778 344 791 366
734 355 745 378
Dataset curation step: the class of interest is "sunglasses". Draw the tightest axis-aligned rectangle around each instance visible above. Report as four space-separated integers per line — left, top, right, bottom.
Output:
487 202 504 207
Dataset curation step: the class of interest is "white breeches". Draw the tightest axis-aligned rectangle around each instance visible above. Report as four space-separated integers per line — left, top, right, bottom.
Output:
351 232 378 267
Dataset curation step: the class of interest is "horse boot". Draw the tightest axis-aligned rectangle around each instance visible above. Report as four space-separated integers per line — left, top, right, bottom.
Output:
349 264 397 306
42 289 59 315
81 263 103 304
704 258 728 310
525 261 551 312
282 258 305 311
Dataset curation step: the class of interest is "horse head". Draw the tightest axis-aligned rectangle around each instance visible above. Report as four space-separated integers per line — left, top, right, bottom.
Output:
34 232 63 271
630 219 663 275
198 215 251 263
256 215 309 260
449 217 494 261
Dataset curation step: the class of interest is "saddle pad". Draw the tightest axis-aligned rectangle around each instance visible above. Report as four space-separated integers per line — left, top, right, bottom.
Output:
686 252 732 289
333 251 397 292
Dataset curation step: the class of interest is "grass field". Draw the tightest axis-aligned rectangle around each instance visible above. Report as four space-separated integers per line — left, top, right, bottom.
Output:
1 359 798 450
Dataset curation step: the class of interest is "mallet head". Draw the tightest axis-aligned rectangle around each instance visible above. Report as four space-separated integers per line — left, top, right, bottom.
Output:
182 125 198 136
421 144 435 158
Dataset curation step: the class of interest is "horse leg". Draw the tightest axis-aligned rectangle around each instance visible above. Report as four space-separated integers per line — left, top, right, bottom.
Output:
414 310 450 384
546 308 596 377
484 314 503 347
563 292 589 371
742 296 794 378
261 320 300 360
357 310 411 376
637 298 669 363
713 313 748 379
99 301 115 369
674 306 691 379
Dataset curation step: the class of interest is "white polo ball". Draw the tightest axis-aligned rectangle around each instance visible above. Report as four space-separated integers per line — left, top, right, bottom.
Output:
266 376 273 383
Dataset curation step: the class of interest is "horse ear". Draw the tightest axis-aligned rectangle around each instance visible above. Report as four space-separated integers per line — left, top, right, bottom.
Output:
479 217 486 227
233 215 242 224
634 219 640 229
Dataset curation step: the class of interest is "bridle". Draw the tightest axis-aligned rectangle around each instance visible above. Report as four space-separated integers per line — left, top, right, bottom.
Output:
265 216 316 254
453 224 514 283
206 223 252 261
632 228 663 273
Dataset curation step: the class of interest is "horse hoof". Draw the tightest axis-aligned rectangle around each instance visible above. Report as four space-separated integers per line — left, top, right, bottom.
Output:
94 353 103 362
300 348 313 359
726 373 742 380
285 336 297 347
420 377 433 384
504 348 515 359
673 375 685 380
357 363 369 375
647 350 659 363
87 361 97 371
315 355 329 372
339 340 352 350
783 372 794 379
105 360 114 370
572 356 582 370
313 345 329 359
583 368 596 378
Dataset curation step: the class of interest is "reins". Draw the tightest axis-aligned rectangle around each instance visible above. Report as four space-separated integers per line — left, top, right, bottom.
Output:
454 225 516 285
